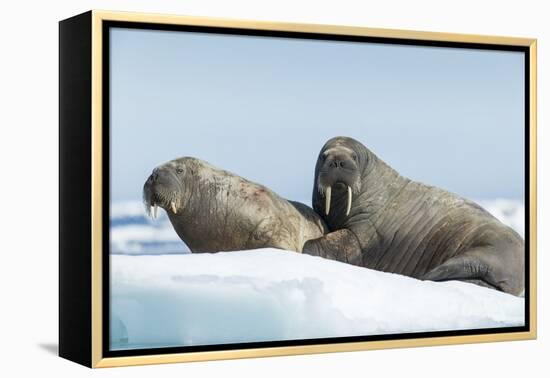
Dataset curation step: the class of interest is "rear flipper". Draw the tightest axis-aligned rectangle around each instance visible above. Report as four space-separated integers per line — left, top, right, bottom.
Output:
460 279 499 291
302 229 363 266
422 247 523 296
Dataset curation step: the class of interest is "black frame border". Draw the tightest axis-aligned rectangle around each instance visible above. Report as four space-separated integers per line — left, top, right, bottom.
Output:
59 11 93 367
101 20 531 359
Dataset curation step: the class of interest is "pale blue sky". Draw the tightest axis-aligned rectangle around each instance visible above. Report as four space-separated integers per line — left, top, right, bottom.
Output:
110 27 525 203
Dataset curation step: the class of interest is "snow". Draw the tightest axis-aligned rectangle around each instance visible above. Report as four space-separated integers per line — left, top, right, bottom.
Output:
110 248 525 350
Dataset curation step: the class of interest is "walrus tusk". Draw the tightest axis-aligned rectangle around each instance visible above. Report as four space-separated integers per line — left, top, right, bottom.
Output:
346 186 352 216
153 204 158 219
171 201 177 214
325 186 332 215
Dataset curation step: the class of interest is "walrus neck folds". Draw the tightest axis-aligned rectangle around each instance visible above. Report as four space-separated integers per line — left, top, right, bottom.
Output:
358 152 409 212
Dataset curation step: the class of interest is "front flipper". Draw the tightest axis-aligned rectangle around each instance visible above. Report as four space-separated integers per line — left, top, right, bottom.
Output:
302 229 363 266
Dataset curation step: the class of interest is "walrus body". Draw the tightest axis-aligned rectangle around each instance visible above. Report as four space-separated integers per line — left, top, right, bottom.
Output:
303 137 524 296
143 157 327 253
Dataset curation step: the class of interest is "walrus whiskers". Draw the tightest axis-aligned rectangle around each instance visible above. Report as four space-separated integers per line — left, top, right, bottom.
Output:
145 188 182 218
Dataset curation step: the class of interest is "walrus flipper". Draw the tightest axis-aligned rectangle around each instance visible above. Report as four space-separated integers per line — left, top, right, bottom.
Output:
421 247 519 294
303 229 363 266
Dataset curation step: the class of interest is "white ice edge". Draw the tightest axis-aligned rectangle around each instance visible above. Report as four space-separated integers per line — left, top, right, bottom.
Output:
110 248 524 350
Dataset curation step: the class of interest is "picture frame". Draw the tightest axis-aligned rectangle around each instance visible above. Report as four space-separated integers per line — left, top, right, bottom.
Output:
59 10 537 368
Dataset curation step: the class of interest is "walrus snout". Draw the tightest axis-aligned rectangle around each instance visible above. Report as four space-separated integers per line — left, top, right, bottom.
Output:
143 164 184 218
317 148 361 217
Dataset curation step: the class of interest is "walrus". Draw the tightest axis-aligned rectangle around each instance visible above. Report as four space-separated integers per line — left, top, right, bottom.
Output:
143 157 327 253
302 136 524 296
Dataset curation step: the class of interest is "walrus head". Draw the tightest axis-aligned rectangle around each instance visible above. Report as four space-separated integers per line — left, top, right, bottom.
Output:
313 136 370 218
143 158 191 218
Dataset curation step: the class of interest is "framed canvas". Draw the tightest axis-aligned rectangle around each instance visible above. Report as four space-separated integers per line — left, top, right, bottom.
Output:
59 10 537 368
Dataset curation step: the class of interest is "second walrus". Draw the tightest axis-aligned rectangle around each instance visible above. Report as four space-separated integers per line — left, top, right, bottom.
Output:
302 136 524 296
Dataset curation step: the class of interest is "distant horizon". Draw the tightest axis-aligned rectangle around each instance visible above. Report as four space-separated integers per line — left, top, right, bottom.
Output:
110 27 525 203
109 197 525 255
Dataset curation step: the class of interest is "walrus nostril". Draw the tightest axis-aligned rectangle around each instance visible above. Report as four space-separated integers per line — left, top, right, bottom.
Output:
329 160 345 169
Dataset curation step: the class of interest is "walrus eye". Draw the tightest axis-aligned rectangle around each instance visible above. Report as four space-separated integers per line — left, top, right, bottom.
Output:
352 153 358 162
176 168 184 174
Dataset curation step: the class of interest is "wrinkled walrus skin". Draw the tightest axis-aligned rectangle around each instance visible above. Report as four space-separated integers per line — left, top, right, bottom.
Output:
302 136 525 296
143 157 327 253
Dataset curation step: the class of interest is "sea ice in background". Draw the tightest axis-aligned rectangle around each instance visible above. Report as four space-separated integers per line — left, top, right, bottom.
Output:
477 198 525 237
110 201 189 254
109 198 525 255
110 249 525 350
